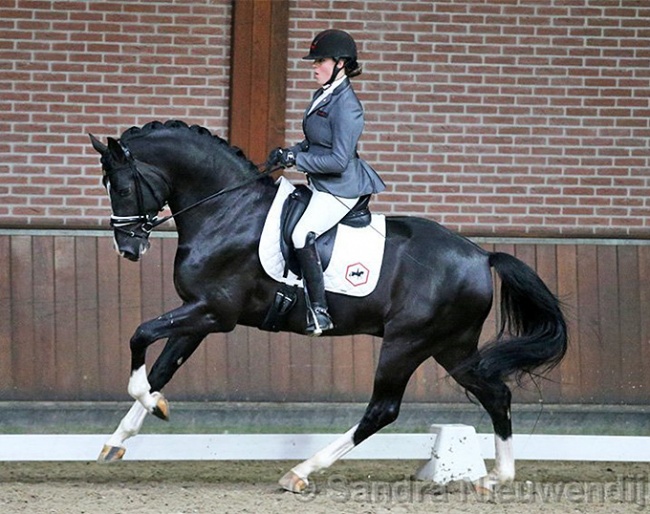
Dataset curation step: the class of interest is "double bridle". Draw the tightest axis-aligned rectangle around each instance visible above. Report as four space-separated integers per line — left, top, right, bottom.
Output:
107 139 279 239
105 140 167 238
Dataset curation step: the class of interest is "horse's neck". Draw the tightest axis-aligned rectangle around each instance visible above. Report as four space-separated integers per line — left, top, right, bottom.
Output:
130 132 271 238
173 180 274 244
134 137 248 207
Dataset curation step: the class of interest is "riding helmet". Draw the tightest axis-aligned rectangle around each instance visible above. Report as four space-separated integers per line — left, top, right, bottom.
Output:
302 29 357 61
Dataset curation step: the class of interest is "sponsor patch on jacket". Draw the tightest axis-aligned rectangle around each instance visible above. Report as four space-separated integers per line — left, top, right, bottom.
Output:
316 109 328 117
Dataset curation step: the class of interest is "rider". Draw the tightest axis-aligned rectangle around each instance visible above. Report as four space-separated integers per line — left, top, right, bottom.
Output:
267 29 385 336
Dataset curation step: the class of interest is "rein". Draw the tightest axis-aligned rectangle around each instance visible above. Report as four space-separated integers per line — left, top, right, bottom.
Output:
112 139 281 235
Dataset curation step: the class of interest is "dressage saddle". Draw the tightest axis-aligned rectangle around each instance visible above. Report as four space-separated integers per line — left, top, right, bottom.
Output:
279 185 371 278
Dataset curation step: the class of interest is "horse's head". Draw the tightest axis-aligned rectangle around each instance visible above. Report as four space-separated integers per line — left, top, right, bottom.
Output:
90 134 168 261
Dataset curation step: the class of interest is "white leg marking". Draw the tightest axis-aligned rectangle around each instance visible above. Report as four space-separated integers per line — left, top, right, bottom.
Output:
127 365 159 413
290 424 359 484
475 435 515 491
493 435 515 482
105 401 148 448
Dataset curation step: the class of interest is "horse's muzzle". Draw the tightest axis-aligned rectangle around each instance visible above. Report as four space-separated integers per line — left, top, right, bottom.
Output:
113 231 151 261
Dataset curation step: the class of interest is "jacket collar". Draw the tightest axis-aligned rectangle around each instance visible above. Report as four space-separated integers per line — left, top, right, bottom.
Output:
307 78 351 116
312 77 350 100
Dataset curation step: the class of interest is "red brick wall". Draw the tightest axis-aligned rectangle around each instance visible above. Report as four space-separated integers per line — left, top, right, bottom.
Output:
1 0 231 227
286 1 650 237
2 1 649 237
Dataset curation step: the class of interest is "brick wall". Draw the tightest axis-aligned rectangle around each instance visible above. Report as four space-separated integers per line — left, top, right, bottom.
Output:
1 0 649 237
0 0 231 227
286 0 650 237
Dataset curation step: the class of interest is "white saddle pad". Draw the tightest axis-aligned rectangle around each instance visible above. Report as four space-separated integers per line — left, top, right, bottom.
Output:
258 177 386 297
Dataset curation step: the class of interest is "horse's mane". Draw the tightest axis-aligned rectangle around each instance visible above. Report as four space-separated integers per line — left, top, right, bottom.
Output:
120 120 261 176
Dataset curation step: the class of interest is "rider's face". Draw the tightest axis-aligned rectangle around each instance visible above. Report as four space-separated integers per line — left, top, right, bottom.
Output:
312 58 342 86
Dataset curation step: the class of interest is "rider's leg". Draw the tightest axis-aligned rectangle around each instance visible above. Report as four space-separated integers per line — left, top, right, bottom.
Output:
292 189 358 336
295 232 332 335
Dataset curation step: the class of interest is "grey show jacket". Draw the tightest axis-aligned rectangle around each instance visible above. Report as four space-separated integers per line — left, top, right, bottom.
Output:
290 78 386 199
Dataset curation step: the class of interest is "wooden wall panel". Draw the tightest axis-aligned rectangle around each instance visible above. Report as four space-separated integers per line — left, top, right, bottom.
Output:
0 236 12 393
76 237 101 399
54 237 78 397
311 333 333 398
32 237 56 396
96 236 123 399
10 236 34 400
631 245 648 401
597 246 620 401
618 245 644 403
574 246 598 401
1 232 649 407
556 244 581 402
640 246 650 398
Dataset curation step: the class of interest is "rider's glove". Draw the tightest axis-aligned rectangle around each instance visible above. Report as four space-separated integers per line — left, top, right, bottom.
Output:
267 147 295 168
280 149 296 168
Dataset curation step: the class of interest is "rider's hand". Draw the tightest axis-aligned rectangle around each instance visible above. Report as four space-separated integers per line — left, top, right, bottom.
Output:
267 147 296 168
279 149 295 168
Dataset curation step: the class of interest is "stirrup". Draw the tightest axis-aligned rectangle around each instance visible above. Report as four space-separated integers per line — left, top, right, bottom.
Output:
306 306 333 337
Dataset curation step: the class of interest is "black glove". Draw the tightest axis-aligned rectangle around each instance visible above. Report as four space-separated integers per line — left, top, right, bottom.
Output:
266 147 295 168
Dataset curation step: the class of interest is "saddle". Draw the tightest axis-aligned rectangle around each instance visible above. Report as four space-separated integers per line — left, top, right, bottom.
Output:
279 185 371 278
258 178 385 332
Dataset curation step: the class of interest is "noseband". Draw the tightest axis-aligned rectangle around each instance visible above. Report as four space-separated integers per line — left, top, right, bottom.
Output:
107 140 280 239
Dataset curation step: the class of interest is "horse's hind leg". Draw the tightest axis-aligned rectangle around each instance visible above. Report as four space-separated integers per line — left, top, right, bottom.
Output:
439 350 514 490
98 333 204 463
280 340 426 492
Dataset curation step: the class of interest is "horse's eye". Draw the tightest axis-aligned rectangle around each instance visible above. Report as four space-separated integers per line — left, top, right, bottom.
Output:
117 187 131 197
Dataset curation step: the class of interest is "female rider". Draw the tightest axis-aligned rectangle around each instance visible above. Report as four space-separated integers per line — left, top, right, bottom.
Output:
268 29 385 336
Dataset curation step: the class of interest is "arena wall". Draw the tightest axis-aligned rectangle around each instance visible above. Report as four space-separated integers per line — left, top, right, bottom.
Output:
1 230 648 405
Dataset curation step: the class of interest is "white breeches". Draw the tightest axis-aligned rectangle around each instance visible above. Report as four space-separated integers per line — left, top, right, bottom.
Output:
292 185 359 249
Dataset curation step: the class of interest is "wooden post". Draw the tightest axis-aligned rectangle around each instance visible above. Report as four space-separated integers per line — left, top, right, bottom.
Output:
229 0 289 165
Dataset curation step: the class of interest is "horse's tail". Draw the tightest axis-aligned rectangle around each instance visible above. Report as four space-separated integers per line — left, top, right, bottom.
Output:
474 252 568 384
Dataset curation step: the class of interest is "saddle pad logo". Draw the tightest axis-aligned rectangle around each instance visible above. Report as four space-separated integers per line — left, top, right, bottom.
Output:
346 262 370 287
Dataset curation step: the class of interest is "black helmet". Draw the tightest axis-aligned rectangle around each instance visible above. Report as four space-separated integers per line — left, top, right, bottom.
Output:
302 29 357 61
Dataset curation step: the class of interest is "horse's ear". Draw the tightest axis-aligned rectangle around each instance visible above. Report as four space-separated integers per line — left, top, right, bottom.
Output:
106 137 129 165
89 133 107 154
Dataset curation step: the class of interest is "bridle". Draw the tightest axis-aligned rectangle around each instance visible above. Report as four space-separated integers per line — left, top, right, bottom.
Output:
106 139 280 239
104 140 169 239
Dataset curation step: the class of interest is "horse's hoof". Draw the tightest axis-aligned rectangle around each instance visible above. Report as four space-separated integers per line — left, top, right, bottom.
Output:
473 474 500 495
97 445 126 463
151 392 169 421
279 470 308 493
473 482 493 495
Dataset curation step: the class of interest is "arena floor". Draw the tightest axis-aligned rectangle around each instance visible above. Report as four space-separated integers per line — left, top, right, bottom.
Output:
1 460 648 513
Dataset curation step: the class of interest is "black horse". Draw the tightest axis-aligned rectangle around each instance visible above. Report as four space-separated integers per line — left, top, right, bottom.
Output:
89 120 567 492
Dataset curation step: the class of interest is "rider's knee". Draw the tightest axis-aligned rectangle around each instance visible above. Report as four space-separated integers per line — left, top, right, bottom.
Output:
292 225 308 249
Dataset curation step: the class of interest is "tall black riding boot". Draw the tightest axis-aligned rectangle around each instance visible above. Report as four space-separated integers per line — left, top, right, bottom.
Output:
295 233 334 336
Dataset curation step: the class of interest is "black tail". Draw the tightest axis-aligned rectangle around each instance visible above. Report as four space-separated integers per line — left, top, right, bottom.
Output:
475 252 568 383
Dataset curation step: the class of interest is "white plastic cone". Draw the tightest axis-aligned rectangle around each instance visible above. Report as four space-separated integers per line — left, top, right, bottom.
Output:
415 424 487 484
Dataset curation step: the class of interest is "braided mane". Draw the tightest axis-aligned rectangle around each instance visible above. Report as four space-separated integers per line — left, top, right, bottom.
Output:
120 119 260 175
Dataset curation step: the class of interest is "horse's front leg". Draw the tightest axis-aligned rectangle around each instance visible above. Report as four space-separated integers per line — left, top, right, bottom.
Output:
126 303 215 418
98 332 205 463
